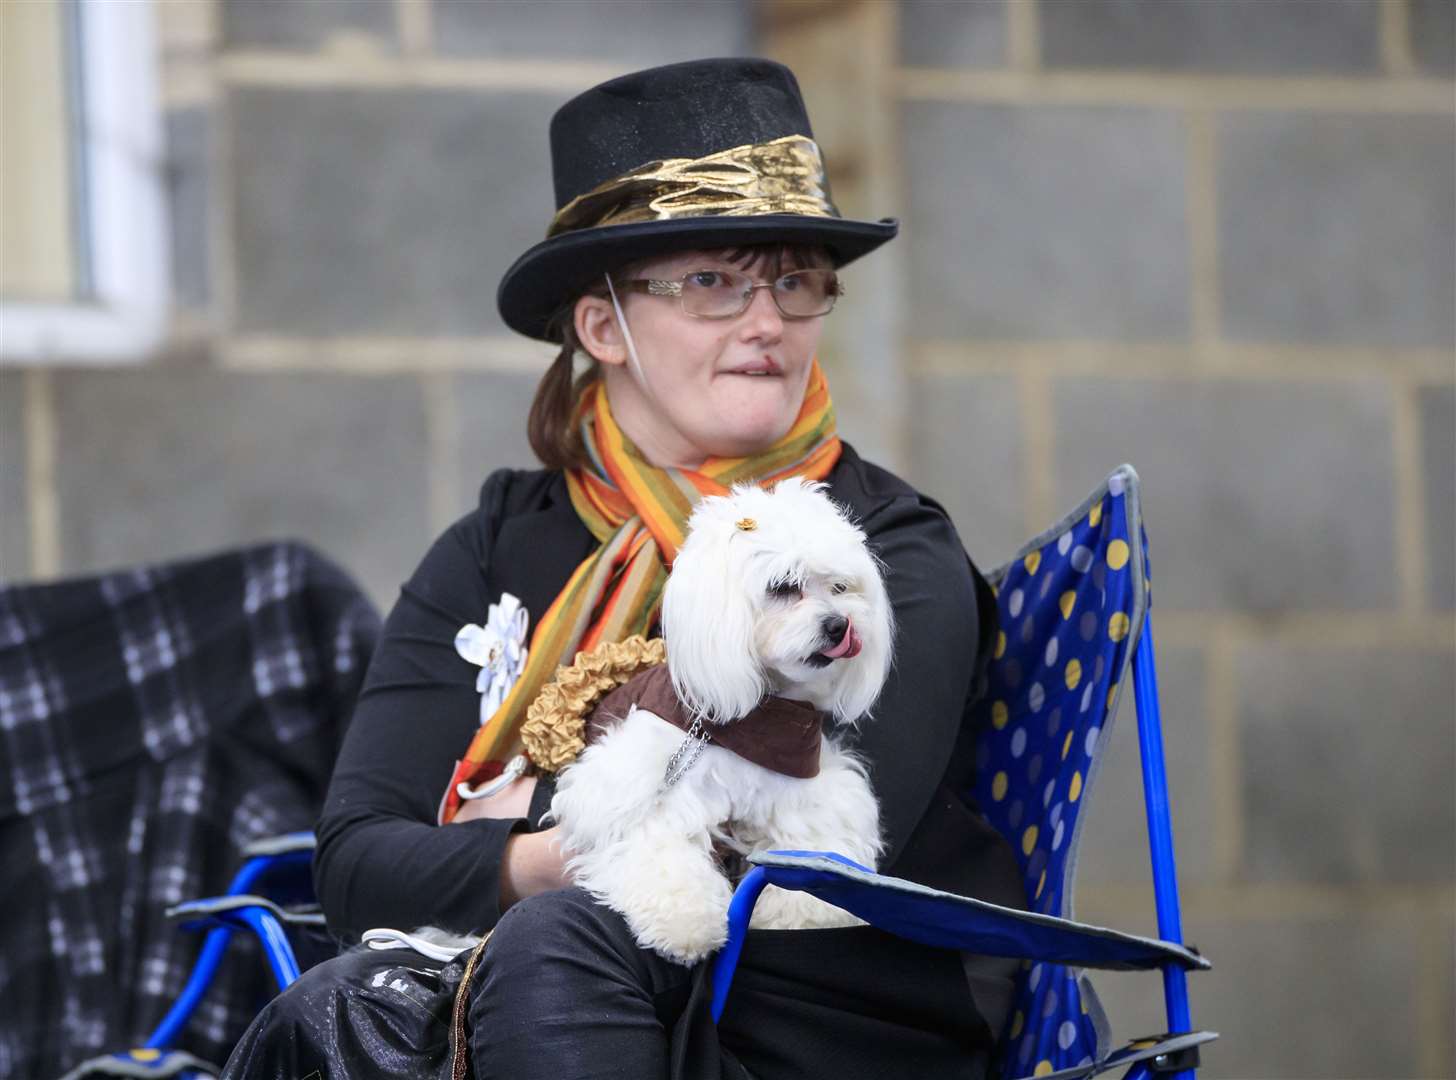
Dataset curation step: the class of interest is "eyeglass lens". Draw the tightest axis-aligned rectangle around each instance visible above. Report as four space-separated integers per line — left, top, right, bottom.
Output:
679 269 839 318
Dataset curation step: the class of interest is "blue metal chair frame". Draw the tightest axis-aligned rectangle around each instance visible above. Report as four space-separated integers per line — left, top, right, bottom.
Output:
145 832 318 1050
709 465 1214 1080
67 834 319 1079
1132 621 1194 1079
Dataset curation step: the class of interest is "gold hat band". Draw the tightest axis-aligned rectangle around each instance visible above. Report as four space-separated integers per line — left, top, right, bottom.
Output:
546 134 839 238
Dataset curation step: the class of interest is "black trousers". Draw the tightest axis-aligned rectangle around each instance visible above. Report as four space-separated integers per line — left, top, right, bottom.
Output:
223 888 1003 1080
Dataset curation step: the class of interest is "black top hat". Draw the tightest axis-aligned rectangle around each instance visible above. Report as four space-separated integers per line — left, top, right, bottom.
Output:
496 57 898 342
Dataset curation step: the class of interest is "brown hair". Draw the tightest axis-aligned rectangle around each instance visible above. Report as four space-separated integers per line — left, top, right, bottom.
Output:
527 305 603 471
525 243 830 471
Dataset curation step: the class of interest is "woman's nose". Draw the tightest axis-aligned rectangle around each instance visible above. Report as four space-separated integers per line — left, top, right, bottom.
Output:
738 284 785 341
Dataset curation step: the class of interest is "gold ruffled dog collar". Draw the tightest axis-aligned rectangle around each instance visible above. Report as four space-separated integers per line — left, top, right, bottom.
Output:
521 635 667 772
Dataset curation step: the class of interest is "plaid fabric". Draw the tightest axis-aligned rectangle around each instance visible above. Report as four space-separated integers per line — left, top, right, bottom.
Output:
0 542 380 1079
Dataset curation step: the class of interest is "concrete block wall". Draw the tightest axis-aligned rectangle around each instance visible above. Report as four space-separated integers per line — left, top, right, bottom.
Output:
0 0 754 607
1 2 1451 1076
876 3 1453 1077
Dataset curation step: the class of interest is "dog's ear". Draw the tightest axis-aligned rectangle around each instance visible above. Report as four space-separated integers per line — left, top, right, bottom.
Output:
662 509 766 723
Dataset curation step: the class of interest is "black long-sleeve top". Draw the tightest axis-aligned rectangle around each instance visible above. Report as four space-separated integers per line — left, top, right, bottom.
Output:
314 442 1024 940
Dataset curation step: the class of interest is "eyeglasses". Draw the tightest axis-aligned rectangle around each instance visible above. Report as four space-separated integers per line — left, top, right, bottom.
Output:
617 268 844 320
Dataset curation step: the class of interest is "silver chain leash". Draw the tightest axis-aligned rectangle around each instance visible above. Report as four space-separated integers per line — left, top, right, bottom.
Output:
661 714 709 790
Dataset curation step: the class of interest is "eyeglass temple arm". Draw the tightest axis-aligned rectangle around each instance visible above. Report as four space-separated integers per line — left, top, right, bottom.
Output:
627 274 841 296
622 279 683 297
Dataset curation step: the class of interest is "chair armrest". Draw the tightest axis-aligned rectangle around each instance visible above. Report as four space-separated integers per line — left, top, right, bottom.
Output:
240 831 316 858
166 894 326 928
1007 1030 1219 1080
710 851 1211 1023
748 851 1209 971
57 1048 220 1079
165 896 313 990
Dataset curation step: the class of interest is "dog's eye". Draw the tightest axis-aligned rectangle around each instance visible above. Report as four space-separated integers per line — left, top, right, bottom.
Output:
831 581 849 595
767 581 802 601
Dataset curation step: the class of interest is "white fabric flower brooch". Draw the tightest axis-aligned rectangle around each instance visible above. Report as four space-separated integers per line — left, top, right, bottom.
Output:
454 592 529 727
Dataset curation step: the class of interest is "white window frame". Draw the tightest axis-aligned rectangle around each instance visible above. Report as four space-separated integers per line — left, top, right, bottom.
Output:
1 0 169 365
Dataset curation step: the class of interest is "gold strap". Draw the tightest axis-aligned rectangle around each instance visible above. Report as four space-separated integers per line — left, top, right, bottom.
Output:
450 932 493 1080
547 134 838 237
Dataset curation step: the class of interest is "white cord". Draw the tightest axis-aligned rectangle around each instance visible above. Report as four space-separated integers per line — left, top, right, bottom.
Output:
361 927 480 962
456 752 528 801
605 273 654 399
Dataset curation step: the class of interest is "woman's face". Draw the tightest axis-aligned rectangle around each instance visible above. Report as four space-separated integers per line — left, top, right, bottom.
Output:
576 247 830 468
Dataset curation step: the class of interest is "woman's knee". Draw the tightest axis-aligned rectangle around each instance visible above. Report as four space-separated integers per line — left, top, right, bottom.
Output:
485 887 629 973
466 889 688 1078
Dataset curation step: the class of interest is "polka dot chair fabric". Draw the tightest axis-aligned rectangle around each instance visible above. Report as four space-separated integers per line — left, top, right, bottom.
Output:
711 465 1214 1078
967 465 1148 1079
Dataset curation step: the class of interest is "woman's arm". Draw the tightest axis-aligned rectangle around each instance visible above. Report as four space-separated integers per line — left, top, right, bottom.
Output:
312 486 567 939
454 776 571 909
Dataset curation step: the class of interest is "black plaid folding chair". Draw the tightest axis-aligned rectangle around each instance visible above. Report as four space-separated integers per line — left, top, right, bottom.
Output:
0 542 379 1079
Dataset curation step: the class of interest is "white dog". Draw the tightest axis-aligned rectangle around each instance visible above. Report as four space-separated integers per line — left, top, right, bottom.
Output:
549 478 895 965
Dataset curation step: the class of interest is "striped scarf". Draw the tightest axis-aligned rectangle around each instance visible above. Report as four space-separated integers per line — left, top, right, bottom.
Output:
440 360 841 823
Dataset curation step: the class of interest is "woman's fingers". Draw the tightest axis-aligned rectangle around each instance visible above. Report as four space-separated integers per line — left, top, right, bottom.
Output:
500 828 571 909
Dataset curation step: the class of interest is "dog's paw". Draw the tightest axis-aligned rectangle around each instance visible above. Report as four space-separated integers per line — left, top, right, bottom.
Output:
624 896 730 965
580 864 732 966
748 885 865 931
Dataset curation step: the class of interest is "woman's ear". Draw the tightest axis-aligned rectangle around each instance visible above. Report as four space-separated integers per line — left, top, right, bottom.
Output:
575 293 629 367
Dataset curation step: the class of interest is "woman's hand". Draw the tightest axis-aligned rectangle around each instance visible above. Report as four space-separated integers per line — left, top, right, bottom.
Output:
447 774 570 909
499 827 571 910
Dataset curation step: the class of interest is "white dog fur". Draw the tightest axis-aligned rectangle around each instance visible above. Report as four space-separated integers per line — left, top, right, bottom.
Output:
549 478 894 965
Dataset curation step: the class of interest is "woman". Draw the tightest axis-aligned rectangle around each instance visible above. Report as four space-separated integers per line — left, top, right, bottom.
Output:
225 58 1025 1080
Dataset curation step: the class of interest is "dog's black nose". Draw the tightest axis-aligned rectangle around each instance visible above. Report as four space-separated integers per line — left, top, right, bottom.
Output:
822 615 849 642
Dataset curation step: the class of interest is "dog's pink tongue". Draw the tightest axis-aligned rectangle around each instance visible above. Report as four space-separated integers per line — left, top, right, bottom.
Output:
821 619 862 660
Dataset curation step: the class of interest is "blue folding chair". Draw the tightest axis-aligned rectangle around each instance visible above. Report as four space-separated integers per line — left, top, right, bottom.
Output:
710 464 1217 1079
2 541 377 1080
62 834 321 1080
